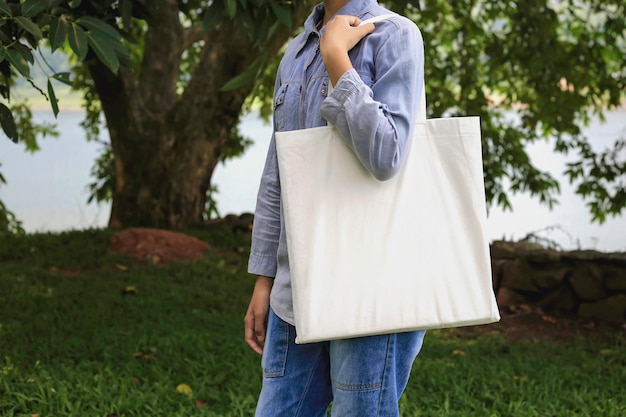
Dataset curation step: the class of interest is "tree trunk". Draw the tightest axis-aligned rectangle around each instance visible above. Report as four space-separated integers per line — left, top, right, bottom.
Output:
88 3 312 229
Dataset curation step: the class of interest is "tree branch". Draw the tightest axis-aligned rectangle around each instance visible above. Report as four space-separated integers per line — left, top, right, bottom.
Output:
88 61 140 143
138 0 185 116
183 26 206 51
173 2 314 139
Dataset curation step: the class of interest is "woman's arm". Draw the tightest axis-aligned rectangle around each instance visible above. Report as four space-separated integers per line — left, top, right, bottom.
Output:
320 15 375 86
320 15 424 181
244 275 274 355
245 76 283 354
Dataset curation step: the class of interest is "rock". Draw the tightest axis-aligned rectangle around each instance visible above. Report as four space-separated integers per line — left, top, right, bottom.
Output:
496 287 528 308
536 286 577 313
500 259 541 292
204 213 254 233
568 263 607 301
578 294 626 324
490 241 517 259
487 242 626 325
239 212 254 223
233 213 254 233
109 228 210 264
605 253 626 266
605 267 626 292
526 249 561 264
223 213 239 222
531 267 568 290
512 240 545 253
562 250 604 262
491 259 506 290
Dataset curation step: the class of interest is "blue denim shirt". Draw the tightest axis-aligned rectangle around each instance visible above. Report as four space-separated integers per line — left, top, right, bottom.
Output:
248 0 424 325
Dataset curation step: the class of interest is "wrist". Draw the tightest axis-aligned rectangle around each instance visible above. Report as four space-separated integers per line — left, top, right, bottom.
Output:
324 52 353 86
255 275 274 289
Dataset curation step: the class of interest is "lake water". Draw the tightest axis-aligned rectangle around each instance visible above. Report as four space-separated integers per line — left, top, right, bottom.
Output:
0 109 625 252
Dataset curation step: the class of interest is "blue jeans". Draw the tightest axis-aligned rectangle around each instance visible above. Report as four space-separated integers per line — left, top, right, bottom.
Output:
255 309 426 417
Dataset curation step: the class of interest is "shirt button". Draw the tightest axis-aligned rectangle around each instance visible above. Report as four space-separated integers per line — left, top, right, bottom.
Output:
321 89 326 95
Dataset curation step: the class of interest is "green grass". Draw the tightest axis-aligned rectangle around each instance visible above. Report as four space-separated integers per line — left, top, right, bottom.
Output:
0 228 624 416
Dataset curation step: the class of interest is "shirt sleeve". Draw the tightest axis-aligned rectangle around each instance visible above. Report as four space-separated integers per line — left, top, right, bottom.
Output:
248 80 283 277
320 21 424 181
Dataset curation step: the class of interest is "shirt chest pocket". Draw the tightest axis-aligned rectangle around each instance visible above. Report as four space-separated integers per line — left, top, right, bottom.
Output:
274 82 301 132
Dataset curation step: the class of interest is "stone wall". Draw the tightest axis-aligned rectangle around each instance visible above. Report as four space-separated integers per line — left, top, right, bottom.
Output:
491 240 626 324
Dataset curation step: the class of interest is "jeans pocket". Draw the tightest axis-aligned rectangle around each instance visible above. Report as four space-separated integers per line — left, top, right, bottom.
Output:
261 310 290 378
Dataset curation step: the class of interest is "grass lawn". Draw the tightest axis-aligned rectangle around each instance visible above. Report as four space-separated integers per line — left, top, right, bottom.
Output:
0 227 624 416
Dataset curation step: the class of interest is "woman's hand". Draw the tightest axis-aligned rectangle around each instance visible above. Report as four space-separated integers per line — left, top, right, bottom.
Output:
320 15 375 86
244 276 274 355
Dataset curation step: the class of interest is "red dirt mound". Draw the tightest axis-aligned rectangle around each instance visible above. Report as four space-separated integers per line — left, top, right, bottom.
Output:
109 227 209 264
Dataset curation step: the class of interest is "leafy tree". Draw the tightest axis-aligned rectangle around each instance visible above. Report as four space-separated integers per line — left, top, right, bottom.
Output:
0 0 132 232
0 0 624 231
1 0 316 229
413 0 625 222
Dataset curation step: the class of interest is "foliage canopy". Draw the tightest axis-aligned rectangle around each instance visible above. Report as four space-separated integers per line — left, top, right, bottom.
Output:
0 0 625 232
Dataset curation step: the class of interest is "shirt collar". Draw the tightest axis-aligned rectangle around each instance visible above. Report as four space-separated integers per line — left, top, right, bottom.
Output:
294 0 378 55
334 0 378 17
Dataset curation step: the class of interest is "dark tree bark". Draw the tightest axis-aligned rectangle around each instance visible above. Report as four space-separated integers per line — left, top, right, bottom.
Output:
87 1 313 228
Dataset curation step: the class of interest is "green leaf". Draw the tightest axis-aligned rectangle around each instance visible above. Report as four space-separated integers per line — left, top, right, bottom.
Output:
14 43 34 64
69 0 82 8
0 102 18 142
0 27 11 44
203 7 224 31
21 0 48 17
5 47 30 77
52 71 71 86
86 31 119 73
74 14 127 65
0 1 12 17
225 0 236 18
0 84 9 100
14 16 43 41
47 79 59 117
120 0 132 29
49 16 68 52
0 47 5 63
76 16 120 41
221 58 263 91
68 23 88 60
270 3 292 28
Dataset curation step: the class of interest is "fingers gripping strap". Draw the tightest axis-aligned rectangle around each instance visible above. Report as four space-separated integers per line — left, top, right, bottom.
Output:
329 13 427 121
358 13 397 26
327 14 397 94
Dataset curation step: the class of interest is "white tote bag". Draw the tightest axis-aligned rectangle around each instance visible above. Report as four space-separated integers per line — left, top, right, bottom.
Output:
276 31 499 343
